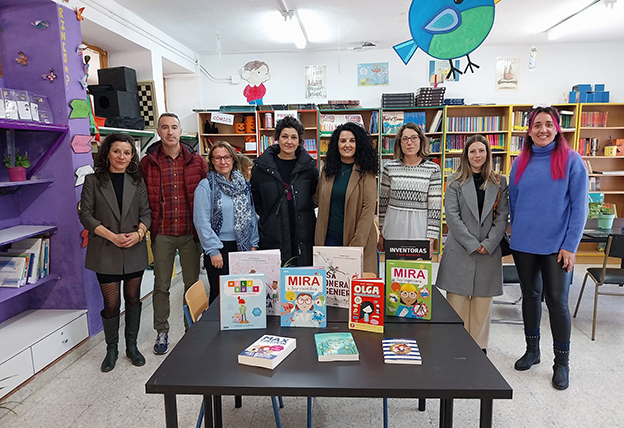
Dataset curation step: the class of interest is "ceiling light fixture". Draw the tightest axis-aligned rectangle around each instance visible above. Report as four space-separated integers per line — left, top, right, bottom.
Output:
545 0 614 40
277 0 308 49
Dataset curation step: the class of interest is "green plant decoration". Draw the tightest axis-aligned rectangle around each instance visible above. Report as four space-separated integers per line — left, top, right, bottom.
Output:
0 376 18 415
588 202 615 219
3 149 30 169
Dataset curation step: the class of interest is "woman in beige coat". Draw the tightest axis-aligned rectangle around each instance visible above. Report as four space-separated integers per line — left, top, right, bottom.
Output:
314 122 379 275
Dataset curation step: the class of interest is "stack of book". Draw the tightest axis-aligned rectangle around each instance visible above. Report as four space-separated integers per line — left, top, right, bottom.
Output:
0 236 50 288
416 87 445 107
381 93 415 108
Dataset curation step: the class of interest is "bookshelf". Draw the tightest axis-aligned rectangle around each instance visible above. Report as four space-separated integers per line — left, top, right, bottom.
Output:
257 110 319 158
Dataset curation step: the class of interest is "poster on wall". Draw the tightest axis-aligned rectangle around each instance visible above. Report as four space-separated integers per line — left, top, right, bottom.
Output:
358 62 389 86
428 60 460 85
305 65 327 99
496 57 519 91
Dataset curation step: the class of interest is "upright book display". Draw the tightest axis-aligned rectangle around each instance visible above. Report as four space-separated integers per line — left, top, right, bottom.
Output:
349 278 384 333
219 273 267 330
313 246 363 308
280 267 327 328
385 260 432 320
229 249 281 315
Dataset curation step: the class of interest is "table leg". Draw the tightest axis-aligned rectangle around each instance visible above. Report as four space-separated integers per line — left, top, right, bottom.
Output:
213 396 223 428
479 399 493 428
203 395 213 428
418 398 426 411
164 394 178 428
439 399 453 428
235 395 242 408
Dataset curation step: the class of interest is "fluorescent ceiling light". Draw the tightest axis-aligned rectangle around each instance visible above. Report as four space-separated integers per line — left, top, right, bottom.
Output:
278 0 308 49
545 0 617 40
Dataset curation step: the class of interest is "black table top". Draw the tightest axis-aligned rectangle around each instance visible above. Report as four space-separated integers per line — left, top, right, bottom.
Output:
145 320 512 401
582 218 624 242
203 285 463 325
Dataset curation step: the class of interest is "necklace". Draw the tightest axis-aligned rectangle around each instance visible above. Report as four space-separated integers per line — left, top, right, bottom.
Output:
340 163 353 177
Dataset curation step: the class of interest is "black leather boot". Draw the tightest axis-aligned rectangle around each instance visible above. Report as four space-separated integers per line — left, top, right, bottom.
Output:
101 312 119 372
552 349 570 390
125 303 146 367
514 335 540 371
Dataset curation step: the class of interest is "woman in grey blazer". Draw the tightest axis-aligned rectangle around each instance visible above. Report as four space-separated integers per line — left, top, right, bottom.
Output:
79 133 151 372
436 135 509 352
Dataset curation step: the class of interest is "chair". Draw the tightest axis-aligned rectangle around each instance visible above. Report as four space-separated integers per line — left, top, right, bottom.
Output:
573 234 624 340
492 264 523 325
183 281 284 428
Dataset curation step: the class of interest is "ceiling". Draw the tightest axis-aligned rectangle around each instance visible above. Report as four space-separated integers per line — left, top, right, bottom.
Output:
84 0 624 56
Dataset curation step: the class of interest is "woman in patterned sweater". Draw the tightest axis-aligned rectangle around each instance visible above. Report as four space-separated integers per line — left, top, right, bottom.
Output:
378 123 442 253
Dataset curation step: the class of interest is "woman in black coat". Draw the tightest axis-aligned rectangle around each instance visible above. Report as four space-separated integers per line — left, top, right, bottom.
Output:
251 116 319 266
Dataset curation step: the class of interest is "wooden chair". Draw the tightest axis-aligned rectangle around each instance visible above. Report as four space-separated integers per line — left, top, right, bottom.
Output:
573 234 624 340
183 281 284 428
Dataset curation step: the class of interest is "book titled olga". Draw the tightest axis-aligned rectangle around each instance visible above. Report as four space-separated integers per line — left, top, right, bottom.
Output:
280 267 327 328
349 278 384 333
229 249 282 316
313 246 363 308
238 335 297 370
219 273 267 330
385 260 432 320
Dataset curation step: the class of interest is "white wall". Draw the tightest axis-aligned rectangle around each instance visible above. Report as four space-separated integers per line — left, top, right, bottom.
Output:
165 74 203 132
183 41 624 133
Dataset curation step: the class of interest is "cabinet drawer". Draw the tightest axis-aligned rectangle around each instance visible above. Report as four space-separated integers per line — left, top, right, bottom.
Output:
0 348 34 399
31 314 88 373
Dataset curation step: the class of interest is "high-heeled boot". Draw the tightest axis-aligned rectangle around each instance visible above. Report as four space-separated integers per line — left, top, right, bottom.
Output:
125 303 146 367
552 349 569 390
514 335 540 371
101 312 120 372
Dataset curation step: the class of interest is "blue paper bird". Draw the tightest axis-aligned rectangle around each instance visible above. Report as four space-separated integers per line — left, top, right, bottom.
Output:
394 0 501 78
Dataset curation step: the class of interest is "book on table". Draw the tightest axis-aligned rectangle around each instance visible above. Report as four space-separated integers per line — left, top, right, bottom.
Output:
383 338 422 365
349 277 384 333
384 239 431 261
219 273 267 331
313 246 363 309
385 260 432 320
314 332 359 362
229 249 282 316
280 267 327 328
238 334 297 370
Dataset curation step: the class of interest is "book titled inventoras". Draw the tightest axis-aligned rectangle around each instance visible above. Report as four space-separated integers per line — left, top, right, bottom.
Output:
313 246 363 309
219 273 267 331
229 249 282 316
349 278 384 333
385 260 432 320
383 338 422 365
238 335 297 370
280 267 327 328
314 332 359 362
385 239 430 261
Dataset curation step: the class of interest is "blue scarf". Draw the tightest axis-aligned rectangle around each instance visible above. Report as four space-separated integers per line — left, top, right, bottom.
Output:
208 170 252 251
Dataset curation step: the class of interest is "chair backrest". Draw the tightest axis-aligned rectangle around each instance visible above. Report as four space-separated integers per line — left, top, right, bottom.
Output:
607 234 624 260
185 280 209 323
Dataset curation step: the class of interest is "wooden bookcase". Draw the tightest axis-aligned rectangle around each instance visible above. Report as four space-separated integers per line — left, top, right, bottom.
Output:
257 110 319 158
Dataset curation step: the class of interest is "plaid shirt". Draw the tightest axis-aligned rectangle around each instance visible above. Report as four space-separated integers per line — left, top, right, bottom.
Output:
157 148 193 236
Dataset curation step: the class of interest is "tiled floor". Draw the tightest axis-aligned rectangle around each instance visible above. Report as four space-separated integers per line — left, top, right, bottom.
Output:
2 264 624 428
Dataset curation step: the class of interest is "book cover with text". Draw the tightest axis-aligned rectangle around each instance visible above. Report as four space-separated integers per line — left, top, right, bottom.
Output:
349 278 384 333
315 332 359 362
219 273 267 331
238 335 297 370
280 267 326 328
313 246 363 308
385 260 432 320
229 249 282 315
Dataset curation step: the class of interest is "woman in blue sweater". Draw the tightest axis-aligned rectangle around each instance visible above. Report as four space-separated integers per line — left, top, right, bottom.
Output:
194 141 259 304
509 106 588 390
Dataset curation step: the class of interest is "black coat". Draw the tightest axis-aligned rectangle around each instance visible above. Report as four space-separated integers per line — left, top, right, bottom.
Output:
250 145 319 266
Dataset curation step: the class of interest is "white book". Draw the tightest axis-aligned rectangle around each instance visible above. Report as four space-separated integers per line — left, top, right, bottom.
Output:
0 257 27 287
238 335 296 370
229 249 282 316
12 237 43 283
430 109 444 133
313 246 363 308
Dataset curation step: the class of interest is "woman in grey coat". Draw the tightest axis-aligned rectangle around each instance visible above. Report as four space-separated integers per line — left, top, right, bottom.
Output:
436 135 509 352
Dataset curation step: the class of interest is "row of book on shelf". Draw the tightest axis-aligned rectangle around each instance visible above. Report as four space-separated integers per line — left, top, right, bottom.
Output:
0 235 50 288
445 134 504 152
578 137 624 157
580 111 608 127
224 242 431 369
444 156 502 177
445 115 503 132
381 137 442 155
258 136 317 154
511 109 575 131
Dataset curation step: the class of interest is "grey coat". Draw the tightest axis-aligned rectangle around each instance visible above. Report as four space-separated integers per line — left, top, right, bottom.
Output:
79 173 151 275
436 173 509 297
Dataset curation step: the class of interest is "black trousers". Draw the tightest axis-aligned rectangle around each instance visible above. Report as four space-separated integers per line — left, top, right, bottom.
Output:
205 241 238 305
512 250 572 344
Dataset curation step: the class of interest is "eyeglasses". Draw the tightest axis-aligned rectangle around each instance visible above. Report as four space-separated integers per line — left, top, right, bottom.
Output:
212 155 233 163
401 135 420 143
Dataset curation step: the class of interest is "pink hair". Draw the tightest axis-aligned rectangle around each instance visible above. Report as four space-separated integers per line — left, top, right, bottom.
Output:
513 107 570 185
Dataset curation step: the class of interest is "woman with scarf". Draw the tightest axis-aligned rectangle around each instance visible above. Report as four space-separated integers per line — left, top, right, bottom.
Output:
194 141 259 304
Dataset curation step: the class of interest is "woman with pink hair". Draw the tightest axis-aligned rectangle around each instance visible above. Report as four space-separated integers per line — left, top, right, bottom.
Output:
509 106 588 391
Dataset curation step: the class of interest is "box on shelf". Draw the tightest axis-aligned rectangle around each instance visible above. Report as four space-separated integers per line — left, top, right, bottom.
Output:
573 84 592 92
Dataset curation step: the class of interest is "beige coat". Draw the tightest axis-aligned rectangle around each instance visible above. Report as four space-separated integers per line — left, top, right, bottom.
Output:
314 167 378 275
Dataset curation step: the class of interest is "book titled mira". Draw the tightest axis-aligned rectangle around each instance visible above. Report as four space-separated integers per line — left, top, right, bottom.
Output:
280 267 327 328
238 335 297 370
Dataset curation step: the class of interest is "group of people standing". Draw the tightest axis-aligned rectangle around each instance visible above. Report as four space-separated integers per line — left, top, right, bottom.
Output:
79 106 587 391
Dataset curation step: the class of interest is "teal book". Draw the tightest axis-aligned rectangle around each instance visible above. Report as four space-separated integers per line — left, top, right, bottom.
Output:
314 332 359 362
280 267 327 328
404 111 427 133
385 260 432 320
219 273 267 331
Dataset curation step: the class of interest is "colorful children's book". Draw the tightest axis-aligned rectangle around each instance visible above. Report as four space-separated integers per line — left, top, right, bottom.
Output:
238 334 297 370
385 260 432 320
313 246 363 309
219 273 267 331
280 267 327 328
229 249 282 316
314 332 359 362
382 111 404 134
349 278 384 333
384 240 430 261
383 338 422 365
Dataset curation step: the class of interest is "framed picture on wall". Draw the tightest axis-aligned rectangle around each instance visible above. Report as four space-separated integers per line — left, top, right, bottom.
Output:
358 62 389 86
305 65 327 99
496 57 519 91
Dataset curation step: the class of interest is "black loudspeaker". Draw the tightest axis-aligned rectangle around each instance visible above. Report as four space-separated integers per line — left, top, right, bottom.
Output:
98 66 138 93
94 90 141 118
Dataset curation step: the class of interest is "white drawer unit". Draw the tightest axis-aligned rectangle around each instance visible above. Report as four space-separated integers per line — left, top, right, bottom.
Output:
31 313 88 372
0 349 34 399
